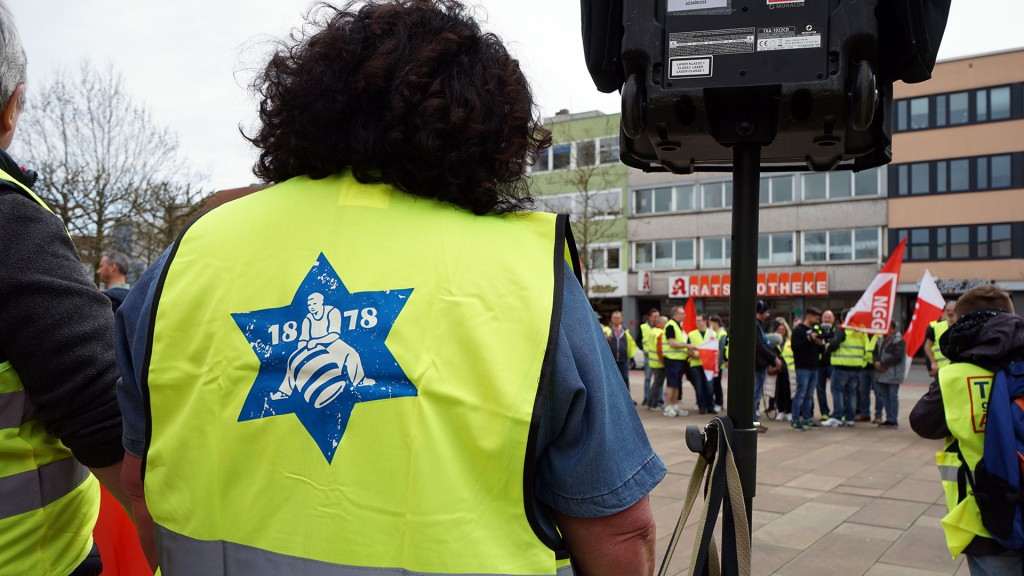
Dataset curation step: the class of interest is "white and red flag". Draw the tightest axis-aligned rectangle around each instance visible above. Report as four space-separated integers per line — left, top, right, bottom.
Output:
695 337 720 381
841 238 907 335
902 269 945 377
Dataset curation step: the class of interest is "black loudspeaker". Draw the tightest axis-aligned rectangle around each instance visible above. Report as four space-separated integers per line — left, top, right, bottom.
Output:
581 0 951 174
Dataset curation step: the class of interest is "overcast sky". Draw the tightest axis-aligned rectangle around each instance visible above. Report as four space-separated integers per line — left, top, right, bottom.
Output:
7 0 1024 191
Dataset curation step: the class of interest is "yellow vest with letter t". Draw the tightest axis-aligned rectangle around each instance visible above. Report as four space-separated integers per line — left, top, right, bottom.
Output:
936 362 994 557
0 168 100 576
663 319 689 360
143 173 577 575
932 320 951 369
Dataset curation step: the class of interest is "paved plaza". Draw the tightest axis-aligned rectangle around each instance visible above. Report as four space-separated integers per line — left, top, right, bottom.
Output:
633 365 968 576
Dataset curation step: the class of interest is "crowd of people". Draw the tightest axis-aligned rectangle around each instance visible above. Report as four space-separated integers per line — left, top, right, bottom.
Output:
611 301 917 434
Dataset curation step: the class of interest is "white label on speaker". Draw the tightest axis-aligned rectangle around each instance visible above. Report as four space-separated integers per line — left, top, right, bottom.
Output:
669 56 714 78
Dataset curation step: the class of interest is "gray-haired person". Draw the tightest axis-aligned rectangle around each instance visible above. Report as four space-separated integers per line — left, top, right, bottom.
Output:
0 2 128 574
98 250 131 312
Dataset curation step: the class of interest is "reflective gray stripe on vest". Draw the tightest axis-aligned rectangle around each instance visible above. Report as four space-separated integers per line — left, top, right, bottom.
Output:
0 457 90 520
0 389 33 429
938 464 960 483
156 525 574 576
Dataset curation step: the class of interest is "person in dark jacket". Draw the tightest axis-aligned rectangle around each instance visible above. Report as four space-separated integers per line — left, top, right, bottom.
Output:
791 308 825 430
873 321 905 428
753 300 782 432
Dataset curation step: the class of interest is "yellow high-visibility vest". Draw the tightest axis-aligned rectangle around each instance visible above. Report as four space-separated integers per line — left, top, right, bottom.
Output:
833 330 868 368
663 319 689 360
143 173 576 575
687 329 710 367
932 320 951 369
936 362 994 557
0 167 100 576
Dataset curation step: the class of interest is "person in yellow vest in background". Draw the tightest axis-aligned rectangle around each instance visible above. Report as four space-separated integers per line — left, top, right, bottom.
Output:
663 305 696 417
857 333 879 423
643 317 668 410
924 300 958 378
640 308 660 408
825 309 869 427
910 286 1024 573
607 310 638 401
709 315 727 412
686 313 717 415
113 2 666 575
0 3 130 575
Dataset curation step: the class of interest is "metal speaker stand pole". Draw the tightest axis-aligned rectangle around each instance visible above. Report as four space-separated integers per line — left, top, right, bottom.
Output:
726 143 761 531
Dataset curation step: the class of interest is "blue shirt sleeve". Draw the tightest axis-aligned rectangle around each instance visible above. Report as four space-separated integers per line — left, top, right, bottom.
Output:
533 263 667 518
114 249 170 457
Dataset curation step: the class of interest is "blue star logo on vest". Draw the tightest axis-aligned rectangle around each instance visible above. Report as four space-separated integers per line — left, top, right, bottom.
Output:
231 253 415 463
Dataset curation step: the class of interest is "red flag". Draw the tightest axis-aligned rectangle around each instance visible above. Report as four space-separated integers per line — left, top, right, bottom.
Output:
93 485 153 575
903 269 945 357
696 337 720 380
683 298 697 333
902 269 945 378
841 238 907 335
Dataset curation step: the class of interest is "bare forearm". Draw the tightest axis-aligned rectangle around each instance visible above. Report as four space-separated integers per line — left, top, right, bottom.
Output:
89 460 128 511
556 496 657 576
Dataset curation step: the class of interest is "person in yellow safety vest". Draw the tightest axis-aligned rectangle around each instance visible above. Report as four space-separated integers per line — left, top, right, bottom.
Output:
607 310 638 401
0 4 131 574
686 313 717 414
925 301 958 378
856 334 880 423
770 318 794 423
663 305 696 417
910 286 1024 572
643 317 668 410
825 311 869 427
709 315 727 412
112 3 667 574
640 308 660 408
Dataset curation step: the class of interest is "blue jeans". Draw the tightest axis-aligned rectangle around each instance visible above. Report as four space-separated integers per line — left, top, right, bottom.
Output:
643 353 653 404
687 365 714 412
754 368 767 421
616 360 630 393
875 382 900 424
831 368 859 422
793 369 818 423
816 364 831 416
857 368 876 417
966 554 1024 576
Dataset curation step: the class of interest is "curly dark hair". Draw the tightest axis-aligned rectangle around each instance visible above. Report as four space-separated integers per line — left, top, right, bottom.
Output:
245 0 551 215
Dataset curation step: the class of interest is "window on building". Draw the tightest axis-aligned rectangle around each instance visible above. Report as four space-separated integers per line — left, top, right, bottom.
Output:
551 143 571 171
802 173 827 201
633 185 692 215
598 136 619 164
935 94 947 128
533 148 551 172
990 155 1013 188
576 140 596 167
634 238 698 270
991 86 1012 121
896 100 908 131
910 163 929 194
758 233 796 265
949 91 969 125
588 244 621 270
674 239 696 268
702 237 731 268
759 175 795 205
803 228 879 263
676 184 696 211
897 223 1022 261
634 188 653 215
586 189 622 219
890 153 1023 196
702 181 733 209
910 97 930 129
854 168 880 197
829 172 852 198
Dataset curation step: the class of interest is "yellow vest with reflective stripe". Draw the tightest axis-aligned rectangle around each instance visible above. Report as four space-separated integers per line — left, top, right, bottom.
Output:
0 168 100 576
864 335 879 367
833 330 868 368
645 328 665 369
144 173 574 574
782 340 795 374
640 322 653 350
687 329 709 367
663 319 689 360
936 362 993 557
932 320 951 369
